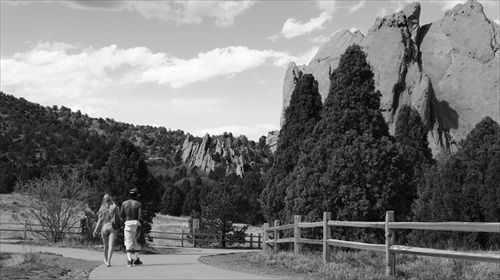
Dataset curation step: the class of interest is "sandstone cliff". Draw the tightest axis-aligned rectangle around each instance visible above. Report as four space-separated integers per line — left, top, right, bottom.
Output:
281 0 499 155
181 133 272 176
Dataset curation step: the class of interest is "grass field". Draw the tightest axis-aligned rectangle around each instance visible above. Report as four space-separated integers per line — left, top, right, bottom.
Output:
1 193 263 248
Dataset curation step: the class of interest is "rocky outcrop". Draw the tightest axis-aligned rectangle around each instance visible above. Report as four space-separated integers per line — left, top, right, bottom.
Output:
281 0 499 155
181 134 271 176
266 130 280 153
281 62 306 126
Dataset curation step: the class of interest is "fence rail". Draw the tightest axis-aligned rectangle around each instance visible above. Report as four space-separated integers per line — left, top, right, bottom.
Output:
150 229 262 249
0 221 262 249
263 211 500 277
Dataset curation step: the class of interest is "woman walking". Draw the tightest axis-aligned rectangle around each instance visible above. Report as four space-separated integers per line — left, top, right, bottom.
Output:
93 194 120 267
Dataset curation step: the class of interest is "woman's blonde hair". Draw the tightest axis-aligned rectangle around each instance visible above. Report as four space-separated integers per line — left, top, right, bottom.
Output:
98 194 115 220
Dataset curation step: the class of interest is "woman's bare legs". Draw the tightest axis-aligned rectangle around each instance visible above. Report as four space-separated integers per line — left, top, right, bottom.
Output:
102 232 109 265
107 231 116 266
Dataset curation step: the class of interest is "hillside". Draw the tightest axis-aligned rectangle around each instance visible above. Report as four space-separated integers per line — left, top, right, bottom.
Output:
0 92 272 194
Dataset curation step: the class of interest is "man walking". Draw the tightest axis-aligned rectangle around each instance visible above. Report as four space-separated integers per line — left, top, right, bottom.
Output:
121 188 143 267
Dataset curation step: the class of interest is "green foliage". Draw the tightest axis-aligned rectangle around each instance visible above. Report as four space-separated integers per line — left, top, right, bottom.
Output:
199 178 248 248
411 117 500 249
262 73 323 222
92 139 162 233
281 45 410 237
160 183 183 216
394 105 433 221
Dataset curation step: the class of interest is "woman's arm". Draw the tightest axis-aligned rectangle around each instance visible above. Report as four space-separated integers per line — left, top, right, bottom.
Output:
93 215 102 236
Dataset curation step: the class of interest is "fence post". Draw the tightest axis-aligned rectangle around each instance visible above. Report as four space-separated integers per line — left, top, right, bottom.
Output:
193 228 196 248
250 233 253 248
258 233 261 249
274 219 280 254
263 223 269 252
385 211 395 277
294 215 301 256
24 220 27 240
181 229 184 247
323 212 332 263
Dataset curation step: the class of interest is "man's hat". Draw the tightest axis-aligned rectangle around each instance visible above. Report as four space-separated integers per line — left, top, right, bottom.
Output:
130 188 139 195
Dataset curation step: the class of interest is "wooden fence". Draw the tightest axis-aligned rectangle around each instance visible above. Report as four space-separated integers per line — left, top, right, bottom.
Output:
263 211 500 277
149 229 262 249
0 221 84 240
0 221 262 249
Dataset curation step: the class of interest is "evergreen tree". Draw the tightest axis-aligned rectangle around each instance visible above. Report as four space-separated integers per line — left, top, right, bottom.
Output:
412 117 500 249
284 44 409 230
261 73 322 222
395 105 433 220
200 178 247 248
161 183 183 216
93 139 161 232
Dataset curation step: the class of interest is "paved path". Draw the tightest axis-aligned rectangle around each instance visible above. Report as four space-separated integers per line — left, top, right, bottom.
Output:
0 243 274 279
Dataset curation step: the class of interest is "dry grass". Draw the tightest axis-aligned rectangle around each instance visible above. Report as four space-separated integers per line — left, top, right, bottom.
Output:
151 214 191 247
202 249 500 280
0 193 86 241
0 193 38 240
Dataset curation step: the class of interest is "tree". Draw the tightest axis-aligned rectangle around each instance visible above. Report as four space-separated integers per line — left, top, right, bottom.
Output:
16 170 90 243
412 117 500 249
161 183 183 216
93 139 161 233
395 105 433 220
261 73 322 222
284 44 409 234
200 179 247 248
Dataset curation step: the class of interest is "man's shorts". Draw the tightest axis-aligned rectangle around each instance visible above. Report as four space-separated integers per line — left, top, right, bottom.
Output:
124 220 142 252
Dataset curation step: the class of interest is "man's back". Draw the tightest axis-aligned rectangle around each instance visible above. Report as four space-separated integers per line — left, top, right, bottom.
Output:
121 199 142 221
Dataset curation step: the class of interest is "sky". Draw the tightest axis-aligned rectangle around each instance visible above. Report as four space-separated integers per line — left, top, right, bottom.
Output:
1 0 499 141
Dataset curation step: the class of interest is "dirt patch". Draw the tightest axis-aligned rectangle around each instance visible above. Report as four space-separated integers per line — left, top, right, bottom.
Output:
0 252 101 280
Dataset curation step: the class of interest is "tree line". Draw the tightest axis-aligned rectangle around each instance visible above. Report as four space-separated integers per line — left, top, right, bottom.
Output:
260 44 499 249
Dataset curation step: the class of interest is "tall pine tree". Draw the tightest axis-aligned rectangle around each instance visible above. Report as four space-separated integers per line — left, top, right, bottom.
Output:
261 73 322 222
94 139 161 232
285 44 409 228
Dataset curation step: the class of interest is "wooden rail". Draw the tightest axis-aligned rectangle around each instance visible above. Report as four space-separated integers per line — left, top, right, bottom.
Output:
1 222 262 249
263 211 500 277
150 229 262 249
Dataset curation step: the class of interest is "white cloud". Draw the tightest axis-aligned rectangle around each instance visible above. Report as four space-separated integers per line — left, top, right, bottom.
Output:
293 47 320 66
130 46 295 88
316 1 338 14
435 1 464 12
1 41 297 101
348 0 366 13
271 11 333 40
60 0 255 27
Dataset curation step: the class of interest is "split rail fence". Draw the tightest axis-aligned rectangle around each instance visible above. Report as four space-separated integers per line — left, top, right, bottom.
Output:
149 229 262 249
263 211 500 277
0 221 263 249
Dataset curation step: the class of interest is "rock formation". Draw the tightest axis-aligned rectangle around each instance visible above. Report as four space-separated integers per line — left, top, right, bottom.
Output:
281 0 499 155
181 133 271 176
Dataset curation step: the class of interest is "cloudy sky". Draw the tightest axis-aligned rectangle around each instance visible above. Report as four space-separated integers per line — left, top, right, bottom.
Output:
1 0 499 141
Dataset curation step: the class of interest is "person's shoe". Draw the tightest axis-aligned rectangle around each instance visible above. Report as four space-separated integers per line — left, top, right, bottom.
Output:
106 262 111 267
127 260 132 267
133 258 143 265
